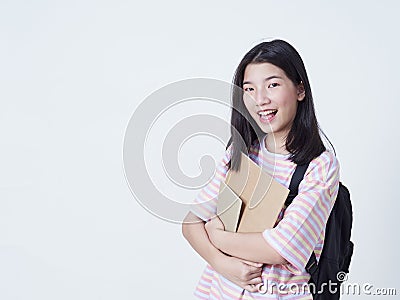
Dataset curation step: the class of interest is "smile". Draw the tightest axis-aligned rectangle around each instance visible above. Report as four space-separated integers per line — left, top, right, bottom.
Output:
257 109 277 122
258 109 277 116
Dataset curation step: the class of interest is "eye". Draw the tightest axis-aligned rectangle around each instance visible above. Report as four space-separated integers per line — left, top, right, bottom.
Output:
244 87 254 92
268 82 279 88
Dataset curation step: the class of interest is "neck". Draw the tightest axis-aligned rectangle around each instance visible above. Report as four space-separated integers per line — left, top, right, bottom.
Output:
264 133 289 155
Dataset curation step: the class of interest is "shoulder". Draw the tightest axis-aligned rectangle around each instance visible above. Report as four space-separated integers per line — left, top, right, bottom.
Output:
309 150 339 170
306 150 340 182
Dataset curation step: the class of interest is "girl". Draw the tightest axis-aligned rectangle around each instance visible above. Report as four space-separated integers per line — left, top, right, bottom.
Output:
182 39 339 299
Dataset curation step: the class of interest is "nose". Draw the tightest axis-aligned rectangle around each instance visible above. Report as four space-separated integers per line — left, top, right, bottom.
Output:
254 87 270 106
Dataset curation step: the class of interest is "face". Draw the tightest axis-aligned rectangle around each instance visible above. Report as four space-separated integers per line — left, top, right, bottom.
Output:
242 63 305 139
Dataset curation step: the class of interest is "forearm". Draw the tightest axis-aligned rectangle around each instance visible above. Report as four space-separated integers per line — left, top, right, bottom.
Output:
211 230 287 265
183 212 265 292
182 212 225 267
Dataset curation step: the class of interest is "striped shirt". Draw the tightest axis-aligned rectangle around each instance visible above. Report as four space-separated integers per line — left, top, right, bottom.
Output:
191 139 340 299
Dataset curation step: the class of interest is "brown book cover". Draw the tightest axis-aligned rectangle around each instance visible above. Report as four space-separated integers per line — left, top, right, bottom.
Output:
217 153 289 233
216 182 242 232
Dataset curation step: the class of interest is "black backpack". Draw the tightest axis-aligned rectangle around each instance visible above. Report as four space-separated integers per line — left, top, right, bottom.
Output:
285 163 354 300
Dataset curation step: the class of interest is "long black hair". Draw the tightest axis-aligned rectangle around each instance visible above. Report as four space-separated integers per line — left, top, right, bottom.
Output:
228 39 328 171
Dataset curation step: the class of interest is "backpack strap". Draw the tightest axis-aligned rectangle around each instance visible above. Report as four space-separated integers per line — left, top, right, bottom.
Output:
306 253 318 276
285 163 318 276
285 163 309 207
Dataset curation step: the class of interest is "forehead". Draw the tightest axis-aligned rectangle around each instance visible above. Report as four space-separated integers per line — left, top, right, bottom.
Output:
243 63 287 82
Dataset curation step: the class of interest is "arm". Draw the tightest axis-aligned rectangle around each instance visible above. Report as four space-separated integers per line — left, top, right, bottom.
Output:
206 151 340 272
205 216 287 265
182 212 263 292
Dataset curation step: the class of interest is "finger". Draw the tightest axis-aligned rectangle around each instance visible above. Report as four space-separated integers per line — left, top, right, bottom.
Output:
247 276 263 285
239 259 263 268
244 272 262 282
243 265 263 275
248 267 263 276
243 284 259 293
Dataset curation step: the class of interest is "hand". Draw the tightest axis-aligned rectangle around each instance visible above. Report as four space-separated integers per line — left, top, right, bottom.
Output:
205 216 224 246
214 255 264 293
205 216 225 231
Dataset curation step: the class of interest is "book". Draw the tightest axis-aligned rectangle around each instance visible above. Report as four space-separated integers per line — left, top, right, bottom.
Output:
217 153 289 233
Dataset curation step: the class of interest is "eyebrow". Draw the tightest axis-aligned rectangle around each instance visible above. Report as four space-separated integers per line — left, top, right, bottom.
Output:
243 75 283 85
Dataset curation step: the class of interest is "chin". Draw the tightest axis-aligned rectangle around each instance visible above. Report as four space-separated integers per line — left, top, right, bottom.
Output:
258 124 274 134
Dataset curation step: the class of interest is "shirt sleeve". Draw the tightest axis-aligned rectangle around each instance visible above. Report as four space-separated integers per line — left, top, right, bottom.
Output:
190 145 232 221
262 151 340 274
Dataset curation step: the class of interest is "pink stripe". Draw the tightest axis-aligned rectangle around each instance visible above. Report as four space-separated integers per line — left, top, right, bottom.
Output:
276 225 310 263
209 180 220 191
289 210 320 239
294 195 325 227
273 229 308 265
283 220 314 250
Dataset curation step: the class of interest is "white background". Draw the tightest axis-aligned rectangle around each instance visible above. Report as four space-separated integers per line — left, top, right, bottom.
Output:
1 0 399 299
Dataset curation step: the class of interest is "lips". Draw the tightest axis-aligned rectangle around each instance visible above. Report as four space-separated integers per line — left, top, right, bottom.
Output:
257 109 277 123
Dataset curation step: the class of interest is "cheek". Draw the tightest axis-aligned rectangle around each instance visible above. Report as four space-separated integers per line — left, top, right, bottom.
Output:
281 100 298 119
241 99 256 121
278 92 298 112
243 93 251 103
242 96 253 111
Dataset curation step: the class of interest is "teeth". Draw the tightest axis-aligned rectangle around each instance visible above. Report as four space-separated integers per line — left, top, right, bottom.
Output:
258 110 277 116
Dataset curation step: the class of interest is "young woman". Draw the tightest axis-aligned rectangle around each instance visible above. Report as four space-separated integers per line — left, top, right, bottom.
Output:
182 39 340 299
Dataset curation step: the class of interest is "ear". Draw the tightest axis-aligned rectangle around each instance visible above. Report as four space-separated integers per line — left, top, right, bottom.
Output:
297 82 305 101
